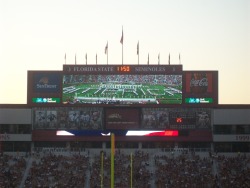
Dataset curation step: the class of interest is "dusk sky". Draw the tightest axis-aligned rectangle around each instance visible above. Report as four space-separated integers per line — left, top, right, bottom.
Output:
0 0 249 104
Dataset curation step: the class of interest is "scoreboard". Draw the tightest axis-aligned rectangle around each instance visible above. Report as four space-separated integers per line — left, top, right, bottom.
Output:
27 64 218 107
27 64 217 137
63 64 182 74
62 65 183 105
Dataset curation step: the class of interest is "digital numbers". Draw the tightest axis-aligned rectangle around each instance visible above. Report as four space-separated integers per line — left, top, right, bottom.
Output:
117 66 130 72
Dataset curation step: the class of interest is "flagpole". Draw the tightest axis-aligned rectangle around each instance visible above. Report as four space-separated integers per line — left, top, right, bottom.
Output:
75 53 76 65
105 41 108 65
168 53 170 65
147 53 149 65
107 46 109 65
158 53 160 65
96 53 97 65
85 53 87 65
179 53 181 64
122 43 123 65
138 51 139 65
137 41 139 65
120 26 123 65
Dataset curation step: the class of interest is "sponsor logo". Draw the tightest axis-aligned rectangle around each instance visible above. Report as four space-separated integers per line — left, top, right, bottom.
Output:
33 73 60 93
190 78 208 87
36 77 57 89
108 113 122 119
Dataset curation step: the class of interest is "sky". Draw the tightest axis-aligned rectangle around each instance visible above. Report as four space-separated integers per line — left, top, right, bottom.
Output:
0 0 249 104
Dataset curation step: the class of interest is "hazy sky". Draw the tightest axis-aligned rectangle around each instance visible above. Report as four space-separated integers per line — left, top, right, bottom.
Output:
0 0 249 104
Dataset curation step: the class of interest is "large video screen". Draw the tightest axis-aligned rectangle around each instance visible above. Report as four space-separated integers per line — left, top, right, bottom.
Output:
62 74 182 105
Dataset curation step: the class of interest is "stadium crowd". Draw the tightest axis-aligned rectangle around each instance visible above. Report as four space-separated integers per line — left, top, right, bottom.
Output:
0 153 27 187
0 149 249 188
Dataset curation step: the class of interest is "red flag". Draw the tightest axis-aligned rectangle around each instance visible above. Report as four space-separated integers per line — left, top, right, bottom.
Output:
105 42 108 54
120 29 123 44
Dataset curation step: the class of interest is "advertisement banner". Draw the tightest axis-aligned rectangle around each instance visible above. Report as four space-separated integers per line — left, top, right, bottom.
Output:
105 108 140 129
33 72 61 93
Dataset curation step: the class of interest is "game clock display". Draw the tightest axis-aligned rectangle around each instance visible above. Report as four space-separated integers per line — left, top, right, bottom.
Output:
117 66 130 72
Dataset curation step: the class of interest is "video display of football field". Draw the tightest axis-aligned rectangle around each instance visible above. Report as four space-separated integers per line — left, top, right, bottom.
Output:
62 74 182 105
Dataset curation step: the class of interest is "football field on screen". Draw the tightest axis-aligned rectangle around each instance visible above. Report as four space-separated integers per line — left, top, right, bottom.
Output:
62 82 182 104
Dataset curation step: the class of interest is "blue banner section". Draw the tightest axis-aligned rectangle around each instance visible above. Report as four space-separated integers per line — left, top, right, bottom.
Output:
33 73 61 93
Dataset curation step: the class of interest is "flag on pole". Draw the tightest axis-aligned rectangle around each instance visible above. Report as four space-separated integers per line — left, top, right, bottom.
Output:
75 54 77 65
147 53 149 65
137 41 139 55
105 42 108 54
120 28 123 44
85 53 87 64
158 53 160 65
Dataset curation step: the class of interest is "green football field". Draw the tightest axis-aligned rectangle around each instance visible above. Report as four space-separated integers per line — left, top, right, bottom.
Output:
62 82 182 104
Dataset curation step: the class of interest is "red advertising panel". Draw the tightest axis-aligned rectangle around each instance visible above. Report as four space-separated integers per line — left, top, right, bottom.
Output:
186 72 213 93
105 108 140 129
183 71 218 105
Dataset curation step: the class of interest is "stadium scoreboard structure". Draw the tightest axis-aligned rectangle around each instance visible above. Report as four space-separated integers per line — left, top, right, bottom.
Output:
28 64 218 107
28 64 218 140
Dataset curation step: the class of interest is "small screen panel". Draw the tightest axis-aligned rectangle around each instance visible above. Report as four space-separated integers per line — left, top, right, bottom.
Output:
142 108 211 130
105 108 140 130
183 71 218 105
33 107 103 130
